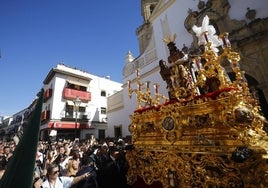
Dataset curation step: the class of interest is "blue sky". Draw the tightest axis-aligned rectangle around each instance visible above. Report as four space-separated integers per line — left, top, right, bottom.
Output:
0 0 142 116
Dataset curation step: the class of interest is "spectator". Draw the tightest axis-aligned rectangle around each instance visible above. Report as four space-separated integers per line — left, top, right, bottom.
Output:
65 159 79 177
42 163 90 188
73 156 98 188
63 142 71 156
0 137 132 187
0 166 5 180
32 176 43 188
34 159 44 179
58 146 66 157
99 147 129 188
44 150 57 166
0 146 7 170
3 145 12 162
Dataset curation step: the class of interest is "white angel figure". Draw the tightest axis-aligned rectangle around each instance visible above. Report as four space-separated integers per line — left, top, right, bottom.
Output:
192 15 222 53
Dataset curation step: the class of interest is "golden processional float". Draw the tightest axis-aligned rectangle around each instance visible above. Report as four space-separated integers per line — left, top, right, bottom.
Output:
125 15 268 188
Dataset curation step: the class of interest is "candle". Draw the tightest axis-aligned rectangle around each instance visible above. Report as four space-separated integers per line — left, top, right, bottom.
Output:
221 35 227 46
127 80 131 89
203 31 208 43
220 32 231 48
138 83 141 91
136 69 140 77
146 81 150 88
154 83 159 94
194 58 200 70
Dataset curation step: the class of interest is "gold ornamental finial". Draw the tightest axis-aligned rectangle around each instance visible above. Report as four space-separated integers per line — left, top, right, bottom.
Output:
163 33 177 44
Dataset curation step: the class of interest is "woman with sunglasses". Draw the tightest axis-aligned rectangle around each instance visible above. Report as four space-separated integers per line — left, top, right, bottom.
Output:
42 163 90 188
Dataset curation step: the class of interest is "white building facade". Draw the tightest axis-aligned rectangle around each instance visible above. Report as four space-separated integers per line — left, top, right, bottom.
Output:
107 0 268 137
40 64 122 140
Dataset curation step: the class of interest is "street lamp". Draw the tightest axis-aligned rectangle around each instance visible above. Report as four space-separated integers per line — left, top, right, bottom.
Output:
73 96 81 139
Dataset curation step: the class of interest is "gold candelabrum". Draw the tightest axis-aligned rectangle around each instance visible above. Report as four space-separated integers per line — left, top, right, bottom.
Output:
127 68 168 109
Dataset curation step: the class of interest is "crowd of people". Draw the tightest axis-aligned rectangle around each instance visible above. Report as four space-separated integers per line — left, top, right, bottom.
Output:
0 136 133 188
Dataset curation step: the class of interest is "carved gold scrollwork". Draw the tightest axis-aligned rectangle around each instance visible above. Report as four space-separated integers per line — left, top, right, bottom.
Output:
127 148 268 187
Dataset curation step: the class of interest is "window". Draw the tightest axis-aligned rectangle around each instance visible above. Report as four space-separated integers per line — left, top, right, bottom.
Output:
65 103 86 118
100 107 106 114
67 82 75 89
65 104 73 118
74 85 80 90
98 130 105 139
79 106 86 113
66 82 87 91
101 90 106 97
114 126 122 138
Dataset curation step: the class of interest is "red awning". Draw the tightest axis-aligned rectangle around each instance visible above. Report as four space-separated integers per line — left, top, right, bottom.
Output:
48 122 90 129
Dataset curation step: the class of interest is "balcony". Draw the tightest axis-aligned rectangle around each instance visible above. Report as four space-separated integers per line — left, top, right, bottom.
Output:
41 110 50 122
63 88 91 102
44 88 52 102
61 111 91 122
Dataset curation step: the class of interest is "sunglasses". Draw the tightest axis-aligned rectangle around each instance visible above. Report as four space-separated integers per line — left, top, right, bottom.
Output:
52 170 59 175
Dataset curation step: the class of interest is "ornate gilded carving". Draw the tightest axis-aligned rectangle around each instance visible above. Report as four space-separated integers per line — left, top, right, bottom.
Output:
126 15 268 187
